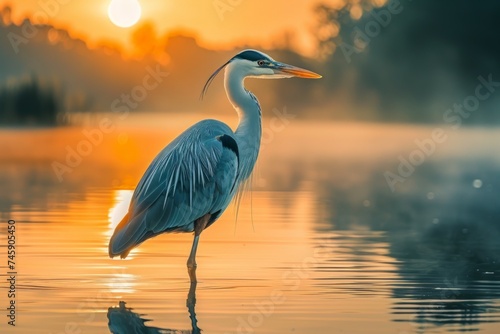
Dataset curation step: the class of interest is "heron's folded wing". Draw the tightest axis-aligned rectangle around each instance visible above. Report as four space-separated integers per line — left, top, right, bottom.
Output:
109 121 238 256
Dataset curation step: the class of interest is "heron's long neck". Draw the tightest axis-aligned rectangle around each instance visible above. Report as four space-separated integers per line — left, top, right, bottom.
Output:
224 68 262 182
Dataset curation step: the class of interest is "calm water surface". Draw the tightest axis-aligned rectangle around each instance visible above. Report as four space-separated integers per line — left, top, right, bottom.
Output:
1 114 500 333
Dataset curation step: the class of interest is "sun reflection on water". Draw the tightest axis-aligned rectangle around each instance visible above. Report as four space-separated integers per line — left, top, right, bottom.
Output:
107 189 138 260
108 189 133 232
105 270 138 294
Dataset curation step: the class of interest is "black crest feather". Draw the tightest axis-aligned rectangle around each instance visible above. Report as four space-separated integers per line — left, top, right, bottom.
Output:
200 60 231 100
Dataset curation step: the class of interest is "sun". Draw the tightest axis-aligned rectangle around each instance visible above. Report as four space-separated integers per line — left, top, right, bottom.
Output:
108 0 142 28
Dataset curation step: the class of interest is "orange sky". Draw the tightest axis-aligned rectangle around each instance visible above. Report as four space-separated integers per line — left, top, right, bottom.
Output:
0 0 352 56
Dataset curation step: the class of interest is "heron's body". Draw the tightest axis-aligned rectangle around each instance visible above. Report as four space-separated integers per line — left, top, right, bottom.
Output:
109 119 240 257
108 49 321 282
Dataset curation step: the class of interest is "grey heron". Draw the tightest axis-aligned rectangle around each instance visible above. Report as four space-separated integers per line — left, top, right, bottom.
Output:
108 49 321 282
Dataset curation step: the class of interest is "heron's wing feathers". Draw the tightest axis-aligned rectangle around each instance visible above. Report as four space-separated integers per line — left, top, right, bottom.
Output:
109 120 238 258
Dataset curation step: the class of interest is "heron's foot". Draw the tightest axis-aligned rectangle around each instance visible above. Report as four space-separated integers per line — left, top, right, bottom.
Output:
187 262 197 283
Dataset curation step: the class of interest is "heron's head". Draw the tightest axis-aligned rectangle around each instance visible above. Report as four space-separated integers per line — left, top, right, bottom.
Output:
201 49 321 98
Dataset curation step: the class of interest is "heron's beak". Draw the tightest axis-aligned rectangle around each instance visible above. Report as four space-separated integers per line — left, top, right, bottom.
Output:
274 63 322 79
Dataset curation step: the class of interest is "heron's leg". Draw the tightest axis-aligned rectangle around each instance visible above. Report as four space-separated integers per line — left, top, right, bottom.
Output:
187 214 210 283
187 235 200 282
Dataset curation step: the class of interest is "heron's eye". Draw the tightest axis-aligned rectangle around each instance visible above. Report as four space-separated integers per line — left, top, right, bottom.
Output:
257 60 265 66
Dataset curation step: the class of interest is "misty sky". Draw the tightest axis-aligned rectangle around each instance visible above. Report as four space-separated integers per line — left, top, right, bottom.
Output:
0 0 359 56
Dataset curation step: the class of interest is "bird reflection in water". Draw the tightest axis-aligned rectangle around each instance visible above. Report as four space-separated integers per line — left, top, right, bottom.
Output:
107 283 201 334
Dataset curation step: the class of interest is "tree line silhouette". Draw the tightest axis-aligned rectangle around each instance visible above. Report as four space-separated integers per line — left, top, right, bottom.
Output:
1 0 499 125
0 75 64 126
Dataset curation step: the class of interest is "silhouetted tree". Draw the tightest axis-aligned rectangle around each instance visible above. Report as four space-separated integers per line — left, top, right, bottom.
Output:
0 74 64 126
315 0 500 123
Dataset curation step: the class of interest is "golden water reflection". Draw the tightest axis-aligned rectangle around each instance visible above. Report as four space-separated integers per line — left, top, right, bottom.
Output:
1 118 500 333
